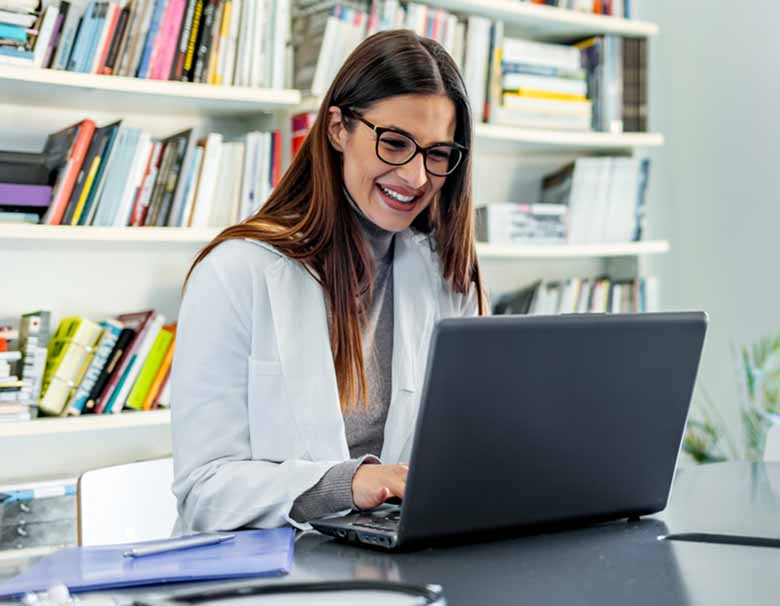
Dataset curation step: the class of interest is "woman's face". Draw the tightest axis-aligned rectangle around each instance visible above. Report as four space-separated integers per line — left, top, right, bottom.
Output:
328 94 457 232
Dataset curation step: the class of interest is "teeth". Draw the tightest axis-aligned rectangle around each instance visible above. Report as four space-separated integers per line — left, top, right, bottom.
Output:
379 184 415 203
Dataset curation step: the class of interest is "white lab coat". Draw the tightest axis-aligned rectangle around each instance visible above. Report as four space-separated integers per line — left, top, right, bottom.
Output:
170 229 478 532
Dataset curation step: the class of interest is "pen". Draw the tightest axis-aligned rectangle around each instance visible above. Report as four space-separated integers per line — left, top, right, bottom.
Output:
123 533 235 558
658 532 780 549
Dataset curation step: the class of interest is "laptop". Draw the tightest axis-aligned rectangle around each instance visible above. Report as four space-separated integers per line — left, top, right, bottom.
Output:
311 312 708 550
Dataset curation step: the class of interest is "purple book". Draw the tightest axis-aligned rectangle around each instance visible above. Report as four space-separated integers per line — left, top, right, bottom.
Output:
0 183 53 207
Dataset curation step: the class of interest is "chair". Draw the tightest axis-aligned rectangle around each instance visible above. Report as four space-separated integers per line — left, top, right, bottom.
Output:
77 457 177 546
764 423 780 462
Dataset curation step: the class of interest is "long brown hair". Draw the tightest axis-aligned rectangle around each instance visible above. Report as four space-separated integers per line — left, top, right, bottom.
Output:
187 29 486 410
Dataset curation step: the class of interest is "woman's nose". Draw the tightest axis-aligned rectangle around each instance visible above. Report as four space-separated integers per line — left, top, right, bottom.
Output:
396 153 428 190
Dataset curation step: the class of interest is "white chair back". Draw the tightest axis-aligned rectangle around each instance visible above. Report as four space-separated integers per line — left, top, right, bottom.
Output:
764 423 780 462
78 457 177 546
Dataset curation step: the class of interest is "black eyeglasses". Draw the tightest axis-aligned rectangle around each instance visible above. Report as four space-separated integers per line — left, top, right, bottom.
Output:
346 109 467 177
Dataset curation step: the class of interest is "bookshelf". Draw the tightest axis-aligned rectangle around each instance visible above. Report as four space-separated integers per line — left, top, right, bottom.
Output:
474 124 664 150
420 0 658 39
0 5 664 500
0 66 302 116
0 224 669 258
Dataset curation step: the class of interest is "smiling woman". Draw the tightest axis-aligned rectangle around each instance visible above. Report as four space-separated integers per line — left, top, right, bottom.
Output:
170 30 487 534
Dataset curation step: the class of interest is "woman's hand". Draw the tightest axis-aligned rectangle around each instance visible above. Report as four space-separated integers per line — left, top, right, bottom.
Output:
351 463 408 510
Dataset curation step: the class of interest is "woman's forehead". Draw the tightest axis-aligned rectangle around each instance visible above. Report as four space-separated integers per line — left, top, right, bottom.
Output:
363 94 457 144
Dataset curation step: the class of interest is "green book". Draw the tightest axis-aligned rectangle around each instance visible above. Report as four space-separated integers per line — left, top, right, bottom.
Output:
126 327 174 411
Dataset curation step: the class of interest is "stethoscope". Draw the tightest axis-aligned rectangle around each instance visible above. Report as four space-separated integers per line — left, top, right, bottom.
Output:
19 580 446 606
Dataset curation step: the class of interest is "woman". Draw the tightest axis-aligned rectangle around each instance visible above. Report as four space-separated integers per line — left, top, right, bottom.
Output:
171 29 487 532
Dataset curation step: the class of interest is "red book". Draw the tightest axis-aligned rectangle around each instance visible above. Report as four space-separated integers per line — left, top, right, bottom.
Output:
95 4 120 74
43 119 97 225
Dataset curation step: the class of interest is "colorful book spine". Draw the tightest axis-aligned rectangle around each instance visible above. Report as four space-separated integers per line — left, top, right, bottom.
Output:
142 326 175 409
66 320 122 415
0 184 53 207
126 324 174 410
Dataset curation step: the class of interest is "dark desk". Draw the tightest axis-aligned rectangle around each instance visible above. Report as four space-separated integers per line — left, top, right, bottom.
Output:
4 462 780 605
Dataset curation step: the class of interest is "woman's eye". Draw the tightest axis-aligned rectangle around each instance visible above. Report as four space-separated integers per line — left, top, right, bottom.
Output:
429 149 451 161
381 137 411 150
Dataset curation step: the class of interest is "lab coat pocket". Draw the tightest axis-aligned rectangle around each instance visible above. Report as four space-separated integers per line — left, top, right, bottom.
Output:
246 357 302 461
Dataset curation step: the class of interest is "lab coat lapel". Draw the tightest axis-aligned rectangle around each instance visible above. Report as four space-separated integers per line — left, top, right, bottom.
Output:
264 258 350 461
382 232 435 463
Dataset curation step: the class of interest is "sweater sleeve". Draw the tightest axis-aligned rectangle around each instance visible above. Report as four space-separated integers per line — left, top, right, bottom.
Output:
290 454 381 522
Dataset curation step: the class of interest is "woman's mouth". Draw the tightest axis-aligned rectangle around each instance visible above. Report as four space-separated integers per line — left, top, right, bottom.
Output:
375 183 420 212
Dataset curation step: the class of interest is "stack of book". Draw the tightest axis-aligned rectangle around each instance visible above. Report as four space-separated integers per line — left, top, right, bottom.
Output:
540 156 651 244
292 0 466 95
524 0 632 17
0 0 290 89
0 326 27 422
1 119 282 227
475 203 567 245
0 151 53 223
576 35 647 133
0 0 40 66
18 311 50 407
491 36 591 131
492 275 659 316
38 310 176 417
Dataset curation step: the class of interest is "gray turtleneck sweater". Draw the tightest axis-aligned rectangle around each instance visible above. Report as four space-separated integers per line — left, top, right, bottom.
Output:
290 208 395 523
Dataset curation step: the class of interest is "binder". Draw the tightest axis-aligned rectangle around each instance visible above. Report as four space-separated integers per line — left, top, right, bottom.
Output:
0 528 294 598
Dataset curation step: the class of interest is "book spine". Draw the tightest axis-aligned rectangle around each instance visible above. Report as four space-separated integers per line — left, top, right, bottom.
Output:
103 3 131 74
45 120 97 225
67 322 121 415
170 0 197 79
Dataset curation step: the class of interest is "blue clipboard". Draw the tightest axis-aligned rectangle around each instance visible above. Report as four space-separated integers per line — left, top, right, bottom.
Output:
0 528 295 598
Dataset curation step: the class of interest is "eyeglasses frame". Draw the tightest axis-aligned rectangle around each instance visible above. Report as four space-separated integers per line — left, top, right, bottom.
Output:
343 108 468 177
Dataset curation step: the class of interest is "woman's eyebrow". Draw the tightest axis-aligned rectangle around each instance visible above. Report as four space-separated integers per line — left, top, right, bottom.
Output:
385 123 455 146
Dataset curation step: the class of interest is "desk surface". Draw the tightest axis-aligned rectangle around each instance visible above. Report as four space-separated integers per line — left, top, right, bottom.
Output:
3 462 780 605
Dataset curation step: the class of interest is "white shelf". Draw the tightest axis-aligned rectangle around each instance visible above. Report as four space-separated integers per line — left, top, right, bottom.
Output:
477 240 669 259
0 225 668 259
0 224 220 244
0 409 171 438
474 124 664 150
0 66 301 116
422 0 658 39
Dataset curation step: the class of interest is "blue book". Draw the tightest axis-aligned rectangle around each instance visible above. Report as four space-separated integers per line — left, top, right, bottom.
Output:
67 320 122 415
136 0 166 78
79 1 106 72
0 23 27 43
92 127 141 226
79 120 121 225
0 528 295 598
501 61 586 80
0 47 33 60
66 1 94 71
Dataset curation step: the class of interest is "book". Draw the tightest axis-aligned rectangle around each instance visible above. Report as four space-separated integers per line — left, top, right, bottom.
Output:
83 327 134 413
0 151 49 185
94 310 154 413
66 320 122 415
0 184 53 208
62 120 114 225
104 312 164 413
41 119 97 225
18 311 50 406
39 318 104 417
142 324 175 409
126 323 174 410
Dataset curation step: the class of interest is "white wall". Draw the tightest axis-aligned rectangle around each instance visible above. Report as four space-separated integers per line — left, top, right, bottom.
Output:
637 1 780 455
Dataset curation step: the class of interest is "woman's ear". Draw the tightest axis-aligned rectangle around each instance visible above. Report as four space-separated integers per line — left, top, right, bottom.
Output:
327 106 347 152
